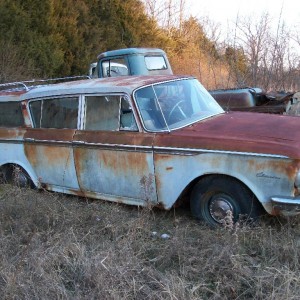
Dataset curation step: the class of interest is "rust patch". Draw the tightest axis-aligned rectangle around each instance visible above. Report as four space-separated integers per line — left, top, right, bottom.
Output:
24 143 73 169
0 128 26 140
21 102 32 127
271 206 283 216
139 174 155 199
44 147 70 165
155 202 167 210
154 112 300 159
0 90 25 97
48 75 189 94
247 158 300 180
73 130 155 184
24 128 75 142
74 130 154 147
66 188 85 197
24 144 39 168
99 150 150 174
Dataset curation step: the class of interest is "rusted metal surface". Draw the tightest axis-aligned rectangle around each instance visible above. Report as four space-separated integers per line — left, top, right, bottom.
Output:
271 196 300 215
153 149 299 212
24 128 79 190
73 130 157 203
0 90 26 98
21 75 188 100
21 102 32 127
154 112 300 159
0 128 26 140
0 127 39 186
24 128 76 142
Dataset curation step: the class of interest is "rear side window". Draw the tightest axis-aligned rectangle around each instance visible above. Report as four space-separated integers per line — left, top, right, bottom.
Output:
84 95 138 131
29 97 79 129
0 102 24 127
144 56 167 70
85 96 120 130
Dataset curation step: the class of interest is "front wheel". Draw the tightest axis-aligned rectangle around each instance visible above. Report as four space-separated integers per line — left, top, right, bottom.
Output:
190 176 261 227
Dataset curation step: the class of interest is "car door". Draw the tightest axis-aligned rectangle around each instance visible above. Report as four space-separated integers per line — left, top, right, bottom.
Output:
24 96 80 191
73 94 157 205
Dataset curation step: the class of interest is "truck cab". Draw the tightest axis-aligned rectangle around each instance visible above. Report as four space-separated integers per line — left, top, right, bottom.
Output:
89 48 173 78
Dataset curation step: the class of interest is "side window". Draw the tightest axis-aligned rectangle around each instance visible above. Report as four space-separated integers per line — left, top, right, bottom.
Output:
120 96 138 131
85 96 120 131
29 97 79 129
84 95 138 131
0 102 24 127
101 58 129 77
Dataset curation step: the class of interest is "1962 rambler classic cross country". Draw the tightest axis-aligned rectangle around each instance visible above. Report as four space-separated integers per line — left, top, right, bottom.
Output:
1 75 300 226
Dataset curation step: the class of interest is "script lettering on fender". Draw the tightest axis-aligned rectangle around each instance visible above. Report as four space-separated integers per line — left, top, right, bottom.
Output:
256 172 280 180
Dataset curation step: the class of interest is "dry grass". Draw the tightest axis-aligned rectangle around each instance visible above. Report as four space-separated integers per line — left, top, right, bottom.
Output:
1 184 300 299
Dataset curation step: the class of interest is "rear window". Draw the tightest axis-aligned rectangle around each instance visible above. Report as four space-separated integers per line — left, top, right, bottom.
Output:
144 56 167 70
0 102 24 127
101 58 129 77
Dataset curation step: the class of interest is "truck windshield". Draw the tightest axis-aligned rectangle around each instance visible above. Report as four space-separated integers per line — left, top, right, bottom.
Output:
134 78 224 132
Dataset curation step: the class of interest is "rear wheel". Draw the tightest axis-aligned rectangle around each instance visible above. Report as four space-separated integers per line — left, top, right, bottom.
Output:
190 176 261 226
3 165 34 188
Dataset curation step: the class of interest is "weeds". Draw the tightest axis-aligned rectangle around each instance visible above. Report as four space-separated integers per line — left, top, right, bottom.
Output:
1 184 300 299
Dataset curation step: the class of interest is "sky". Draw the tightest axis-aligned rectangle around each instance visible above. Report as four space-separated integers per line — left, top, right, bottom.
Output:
187 0 300 33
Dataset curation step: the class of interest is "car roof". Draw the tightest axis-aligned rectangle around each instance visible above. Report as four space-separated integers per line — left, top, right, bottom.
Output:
0 75 193 102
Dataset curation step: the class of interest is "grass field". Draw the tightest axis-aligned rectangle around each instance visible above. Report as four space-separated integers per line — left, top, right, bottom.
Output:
1 184 300 299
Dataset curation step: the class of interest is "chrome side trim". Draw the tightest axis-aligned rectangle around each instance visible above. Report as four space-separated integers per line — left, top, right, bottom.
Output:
0 139 24 144
73 142 152 152
153 146 289 159
0 138 290 158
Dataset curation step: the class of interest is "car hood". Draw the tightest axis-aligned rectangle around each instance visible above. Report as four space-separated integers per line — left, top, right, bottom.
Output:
154 112 300 159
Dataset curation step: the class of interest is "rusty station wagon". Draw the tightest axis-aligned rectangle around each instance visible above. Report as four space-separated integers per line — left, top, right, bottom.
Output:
1 75 300 226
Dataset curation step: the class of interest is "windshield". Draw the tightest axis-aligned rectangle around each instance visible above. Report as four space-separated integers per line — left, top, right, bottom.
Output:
134 78 224 132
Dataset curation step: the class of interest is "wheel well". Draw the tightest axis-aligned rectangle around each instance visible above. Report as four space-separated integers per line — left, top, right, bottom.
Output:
0 163 33 187
174 173 263 210
0 164 13 182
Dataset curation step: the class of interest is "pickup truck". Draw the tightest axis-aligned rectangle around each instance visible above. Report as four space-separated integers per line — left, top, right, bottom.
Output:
89 48 173 78
89 48 298 115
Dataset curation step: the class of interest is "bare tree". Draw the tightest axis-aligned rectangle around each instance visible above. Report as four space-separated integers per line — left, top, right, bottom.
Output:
142 0 187 36
142 0 168 25
223 10 300 91
235 13 271 87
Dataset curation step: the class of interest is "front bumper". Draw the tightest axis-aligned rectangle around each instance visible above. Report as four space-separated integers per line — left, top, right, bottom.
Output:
271 196 300 215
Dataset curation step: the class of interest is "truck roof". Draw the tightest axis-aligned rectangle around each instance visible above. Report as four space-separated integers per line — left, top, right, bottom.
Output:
97 48 167 60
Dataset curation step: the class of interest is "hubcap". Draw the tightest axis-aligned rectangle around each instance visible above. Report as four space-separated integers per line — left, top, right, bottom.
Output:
209 194 234 223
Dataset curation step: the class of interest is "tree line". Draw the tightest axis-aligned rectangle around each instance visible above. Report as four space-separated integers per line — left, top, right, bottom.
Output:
0 0 299 91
